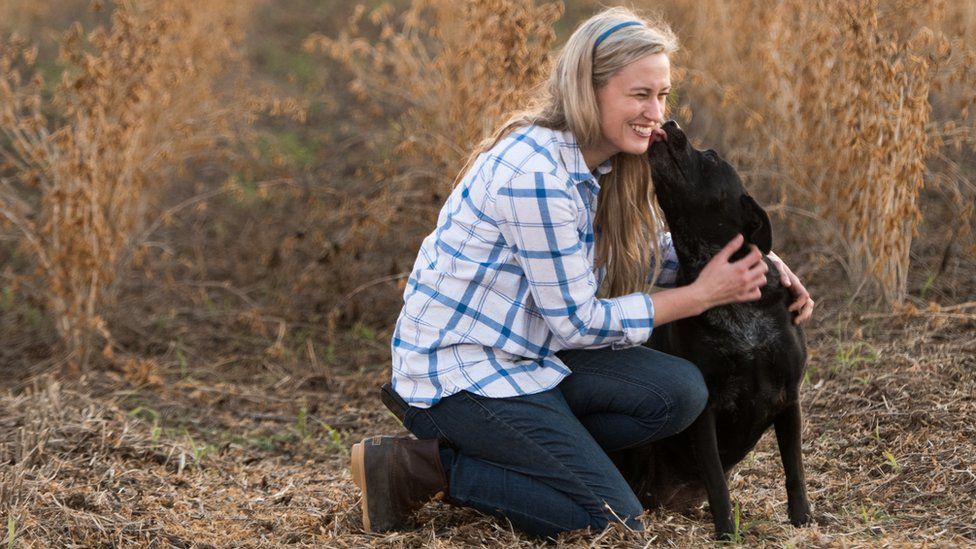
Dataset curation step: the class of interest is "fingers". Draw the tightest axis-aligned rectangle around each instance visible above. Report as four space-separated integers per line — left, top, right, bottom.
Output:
737 252 767 302
748 264 768 289
745 246 768 280
716 234 745 262
710 241 814 319
741 243 763 267
774 258 791 286
704 238 770 306
787 277 810 312
793 297 815 325
767 251 792 287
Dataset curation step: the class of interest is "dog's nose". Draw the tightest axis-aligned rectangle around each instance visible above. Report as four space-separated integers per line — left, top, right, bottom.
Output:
664 120 680 131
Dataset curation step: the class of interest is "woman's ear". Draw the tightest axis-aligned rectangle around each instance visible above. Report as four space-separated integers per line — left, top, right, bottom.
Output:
741 194 772 254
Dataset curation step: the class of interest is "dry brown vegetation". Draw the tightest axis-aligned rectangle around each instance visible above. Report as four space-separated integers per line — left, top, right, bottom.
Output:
306 0 562 185
0 0 974 547
1 0 251 367
302 0 564 309
654 0 976 304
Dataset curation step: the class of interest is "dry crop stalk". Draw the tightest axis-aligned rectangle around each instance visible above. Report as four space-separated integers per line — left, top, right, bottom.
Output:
302 0 563 337
651 0 976 304
0 0 249 368
753 0 932 302
306 0 562 210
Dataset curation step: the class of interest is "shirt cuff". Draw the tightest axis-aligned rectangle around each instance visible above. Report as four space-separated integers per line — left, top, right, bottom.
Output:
610 292 654 350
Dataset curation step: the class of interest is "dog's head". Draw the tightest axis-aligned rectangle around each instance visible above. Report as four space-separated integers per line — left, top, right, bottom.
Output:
647 121 771 269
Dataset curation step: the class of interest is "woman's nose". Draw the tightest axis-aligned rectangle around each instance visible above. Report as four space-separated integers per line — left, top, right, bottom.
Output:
644 99 664 122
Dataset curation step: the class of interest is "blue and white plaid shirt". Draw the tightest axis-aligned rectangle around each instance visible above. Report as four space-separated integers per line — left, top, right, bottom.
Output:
392 125 679 408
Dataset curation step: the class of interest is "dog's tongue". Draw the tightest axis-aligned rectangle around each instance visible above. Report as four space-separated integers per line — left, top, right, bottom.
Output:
651 128 667 143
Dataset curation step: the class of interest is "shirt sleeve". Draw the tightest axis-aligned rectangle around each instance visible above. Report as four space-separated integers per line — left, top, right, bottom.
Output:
651 231 680 288
493 171 654 350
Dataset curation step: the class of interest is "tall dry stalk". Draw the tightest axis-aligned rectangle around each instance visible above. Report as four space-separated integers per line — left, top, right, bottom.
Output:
761 0 945 302
0 1 249 367
301 0 563 335
650 0 976 304
306 0 563 197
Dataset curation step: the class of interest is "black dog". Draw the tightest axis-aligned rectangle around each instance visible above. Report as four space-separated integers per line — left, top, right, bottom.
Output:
613 121 812 540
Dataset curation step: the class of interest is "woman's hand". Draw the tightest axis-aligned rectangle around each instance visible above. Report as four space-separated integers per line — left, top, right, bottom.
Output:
693 234 768 309
767 251 814 325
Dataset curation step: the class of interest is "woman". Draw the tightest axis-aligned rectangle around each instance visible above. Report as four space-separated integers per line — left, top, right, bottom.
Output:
351 7 814 539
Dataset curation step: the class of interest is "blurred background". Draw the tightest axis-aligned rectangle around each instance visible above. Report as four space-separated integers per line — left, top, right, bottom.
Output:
0 1 973 546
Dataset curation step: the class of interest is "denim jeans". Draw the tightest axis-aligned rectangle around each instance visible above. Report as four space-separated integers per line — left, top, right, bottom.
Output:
402 345 708 539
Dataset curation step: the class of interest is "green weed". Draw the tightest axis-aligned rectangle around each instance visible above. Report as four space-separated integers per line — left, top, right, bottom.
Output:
882 449 902 472
127 406 163 448
176 347 189 379
727 501 747 544
352 321 377 341
7 514 15 549
854 501 892 533
127 406 159 422
184 430 212 466
834 341 878 372
295 404 310 441
315 419 346 455
919 271 937 298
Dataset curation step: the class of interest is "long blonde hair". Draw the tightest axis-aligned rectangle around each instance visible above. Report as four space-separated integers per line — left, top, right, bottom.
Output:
457 7 678 297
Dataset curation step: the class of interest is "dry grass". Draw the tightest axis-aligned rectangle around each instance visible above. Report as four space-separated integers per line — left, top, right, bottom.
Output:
1 300 973 546
0 0 250 368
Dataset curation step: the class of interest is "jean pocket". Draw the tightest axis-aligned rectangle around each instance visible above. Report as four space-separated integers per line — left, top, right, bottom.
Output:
407 408 456 448
402 406 419 431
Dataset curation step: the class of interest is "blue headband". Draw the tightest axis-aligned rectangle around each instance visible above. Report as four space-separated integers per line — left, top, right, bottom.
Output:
593 21 643 51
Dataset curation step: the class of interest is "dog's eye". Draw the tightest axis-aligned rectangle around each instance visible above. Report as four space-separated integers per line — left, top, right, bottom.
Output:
702 149 720 165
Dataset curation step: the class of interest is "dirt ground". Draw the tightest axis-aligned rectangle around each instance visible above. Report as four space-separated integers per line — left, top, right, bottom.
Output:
2 277 974 547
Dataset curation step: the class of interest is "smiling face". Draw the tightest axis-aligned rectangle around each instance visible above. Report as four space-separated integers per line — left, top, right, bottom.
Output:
581 52 671 169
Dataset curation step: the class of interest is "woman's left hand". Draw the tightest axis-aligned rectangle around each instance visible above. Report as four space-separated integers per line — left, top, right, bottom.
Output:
767 251 814 325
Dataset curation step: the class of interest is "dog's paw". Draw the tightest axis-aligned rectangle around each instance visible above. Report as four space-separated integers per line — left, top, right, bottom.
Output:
788 500 813 526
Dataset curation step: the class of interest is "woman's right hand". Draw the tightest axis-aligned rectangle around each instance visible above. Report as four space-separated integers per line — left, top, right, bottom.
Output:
693 234 768 309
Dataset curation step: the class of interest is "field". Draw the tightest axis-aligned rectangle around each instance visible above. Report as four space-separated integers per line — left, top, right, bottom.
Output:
1 0 974 547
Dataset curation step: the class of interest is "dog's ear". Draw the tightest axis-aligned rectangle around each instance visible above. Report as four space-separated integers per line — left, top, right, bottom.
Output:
741 194 772 254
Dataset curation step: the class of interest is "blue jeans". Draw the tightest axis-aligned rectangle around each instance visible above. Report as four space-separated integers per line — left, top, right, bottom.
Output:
402 345 708 539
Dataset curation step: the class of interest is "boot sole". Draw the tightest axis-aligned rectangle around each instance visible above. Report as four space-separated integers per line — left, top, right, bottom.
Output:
350 440 372 532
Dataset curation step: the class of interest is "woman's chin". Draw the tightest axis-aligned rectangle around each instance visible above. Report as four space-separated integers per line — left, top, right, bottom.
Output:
625 141 651 156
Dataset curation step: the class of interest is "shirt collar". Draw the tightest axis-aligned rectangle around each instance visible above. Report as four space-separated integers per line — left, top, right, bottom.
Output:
557 129 612 191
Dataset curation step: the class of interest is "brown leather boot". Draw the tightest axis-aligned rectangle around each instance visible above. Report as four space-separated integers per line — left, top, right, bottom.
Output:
350 436 448 532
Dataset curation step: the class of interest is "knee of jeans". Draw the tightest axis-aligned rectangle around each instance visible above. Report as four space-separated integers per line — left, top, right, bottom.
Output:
589 497 644 532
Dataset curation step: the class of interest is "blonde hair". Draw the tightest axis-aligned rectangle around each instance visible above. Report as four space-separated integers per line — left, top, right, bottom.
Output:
458 7 678 297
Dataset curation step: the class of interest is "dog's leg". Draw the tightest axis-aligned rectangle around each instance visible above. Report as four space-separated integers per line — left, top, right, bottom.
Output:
774 401 812 526
687 406 734 540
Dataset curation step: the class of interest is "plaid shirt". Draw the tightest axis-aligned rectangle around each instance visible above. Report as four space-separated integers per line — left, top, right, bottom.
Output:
392 125 679 408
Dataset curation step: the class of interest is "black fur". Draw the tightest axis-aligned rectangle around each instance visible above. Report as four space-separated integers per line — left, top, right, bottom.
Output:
613 121 812 540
